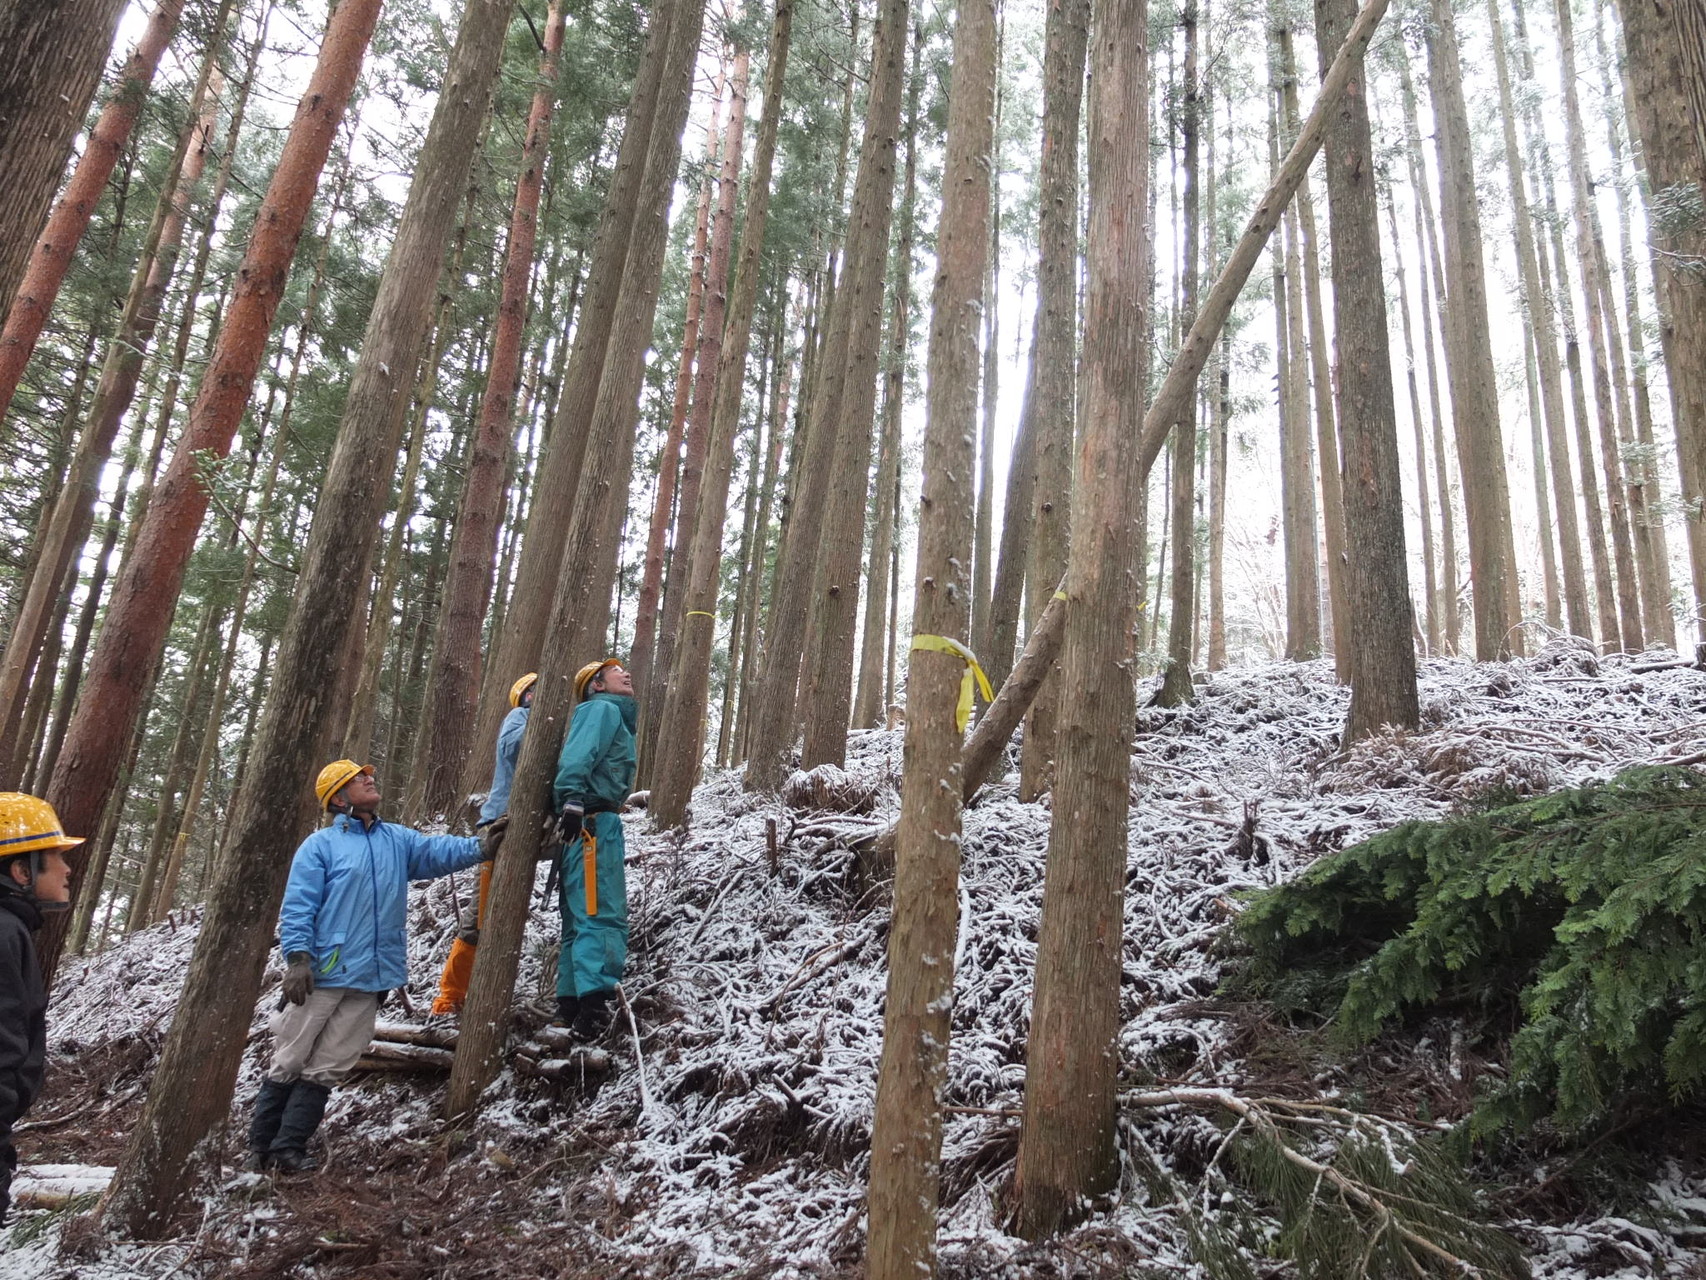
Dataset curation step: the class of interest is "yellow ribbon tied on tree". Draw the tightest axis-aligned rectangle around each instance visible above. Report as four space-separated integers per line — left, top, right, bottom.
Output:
910 634 995 732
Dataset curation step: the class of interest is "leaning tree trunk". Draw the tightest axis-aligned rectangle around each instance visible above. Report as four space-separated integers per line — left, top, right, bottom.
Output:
1327 0 1419 735
0 0 131 322
1007 0 1147 1237
864 0 995 1265
38 0 384 989
410 0 566 825
457 0 678 801
647 0 795 830
0 0 196 419
446 0 710 1118
1615 0 1706 639
98 0 515 1236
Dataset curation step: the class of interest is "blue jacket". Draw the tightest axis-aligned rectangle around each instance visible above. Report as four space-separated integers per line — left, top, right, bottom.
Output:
278 814 485 991
478 705 530 826
554 693 637 814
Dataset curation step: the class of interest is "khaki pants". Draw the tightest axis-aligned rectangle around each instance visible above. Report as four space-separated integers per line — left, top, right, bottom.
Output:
266 987 380 1087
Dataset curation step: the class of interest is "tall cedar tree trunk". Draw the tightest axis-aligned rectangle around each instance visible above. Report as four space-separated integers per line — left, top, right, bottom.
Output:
1205 46 1229 671
1010 0 1088 794
855 37 922 729
0 0 189 418
1156 0 1201 707
0 41 224 765
864 0 995 1264
742 8 891 792
548 0 705 667
1426 1 1524 658
1616 0 1706 638
973 38 1003 661
1323 0 1419 736
1555 0 1645 650
458 0 677 800
642 51 750 782
38 0 385 989
794 0 912 771
98 0 515 1235
649 0 795 829
446 0 709 1117
629 79 722 751
1394 52 1464 652
1278 27 1349 674
409 0 566 825
1598 9 1674 648
1007 0 1147 1236
1488 0 1593 639
858 0 1395 878
1271 36 1322 661
0 0 130 322
1383 185 1442 653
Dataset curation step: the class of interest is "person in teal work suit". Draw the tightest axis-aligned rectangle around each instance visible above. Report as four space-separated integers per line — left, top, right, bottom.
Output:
553 658 638 1040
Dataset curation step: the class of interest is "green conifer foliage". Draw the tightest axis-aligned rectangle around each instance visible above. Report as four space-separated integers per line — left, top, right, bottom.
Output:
1235 767 1706 1134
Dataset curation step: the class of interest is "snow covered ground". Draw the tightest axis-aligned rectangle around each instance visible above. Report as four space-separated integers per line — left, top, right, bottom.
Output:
9 642 1706 1276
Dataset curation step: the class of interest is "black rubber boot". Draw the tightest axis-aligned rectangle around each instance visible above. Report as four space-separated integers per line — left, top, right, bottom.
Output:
555 994 580 1026
572 990 613 1042
243 1079 295 1171
267 1079 332 1173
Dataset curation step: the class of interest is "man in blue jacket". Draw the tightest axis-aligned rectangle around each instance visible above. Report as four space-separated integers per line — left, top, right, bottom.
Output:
245 760 499 1173
554 659 637 1040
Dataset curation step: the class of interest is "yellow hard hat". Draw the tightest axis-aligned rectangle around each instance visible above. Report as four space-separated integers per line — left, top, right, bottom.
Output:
509 672 538 708
574 659 622 699
0 793 84 858
314 759 374 811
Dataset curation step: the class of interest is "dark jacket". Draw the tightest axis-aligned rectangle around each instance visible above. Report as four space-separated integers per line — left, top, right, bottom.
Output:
0 885 46 1216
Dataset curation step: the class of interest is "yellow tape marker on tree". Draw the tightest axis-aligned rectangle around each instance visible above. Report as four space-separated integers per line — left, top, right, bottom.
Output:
687 611 714 619
910 634 995 732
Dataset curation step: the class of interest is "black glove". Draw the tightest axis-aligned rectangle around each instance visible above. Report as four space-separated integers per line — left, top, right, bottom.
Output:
282 951 316 1005
554 804 584 846
480 815 509 861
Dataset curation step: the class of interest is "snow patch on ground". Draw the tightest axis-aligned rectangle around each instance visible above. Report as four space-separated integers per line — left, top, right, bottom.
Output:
15 645 1706 1275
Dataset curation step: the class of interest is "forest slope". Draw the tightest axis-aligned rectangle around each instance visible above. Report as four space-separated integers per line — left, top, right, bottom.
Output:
9 638 1706 1277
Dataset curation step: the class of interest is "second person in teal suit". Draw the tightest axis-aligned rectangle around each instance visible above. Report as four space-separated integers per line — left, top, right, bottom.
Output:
553 657 637 1040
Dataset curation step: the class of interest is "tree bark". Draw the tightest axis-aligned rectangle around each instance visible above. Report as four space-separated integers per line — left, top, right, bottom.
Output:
458 0 678 802
410 0 566 825
98 0 514 1235
0 46 224 767
1012 0 1089 794
648 0 794 827
864 0 994 1263
1157 1 1202 707
795 0 912 771
446 0 709 1119
38 0 383 990
0 0 196 418
1007 0 1146 1236
0 0 130 322
628 70 722 758
1324 0 1419 734
855 46 922 730
1425 0 1522 660
1615 0 1706 639
1271 51 1322 663
1488 0 1594 640
643 50 750 783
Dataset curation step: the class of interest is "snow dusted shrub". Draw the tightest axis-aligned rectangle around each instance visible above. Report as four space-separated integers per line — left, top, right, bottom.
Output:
1234 766 1706 1135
